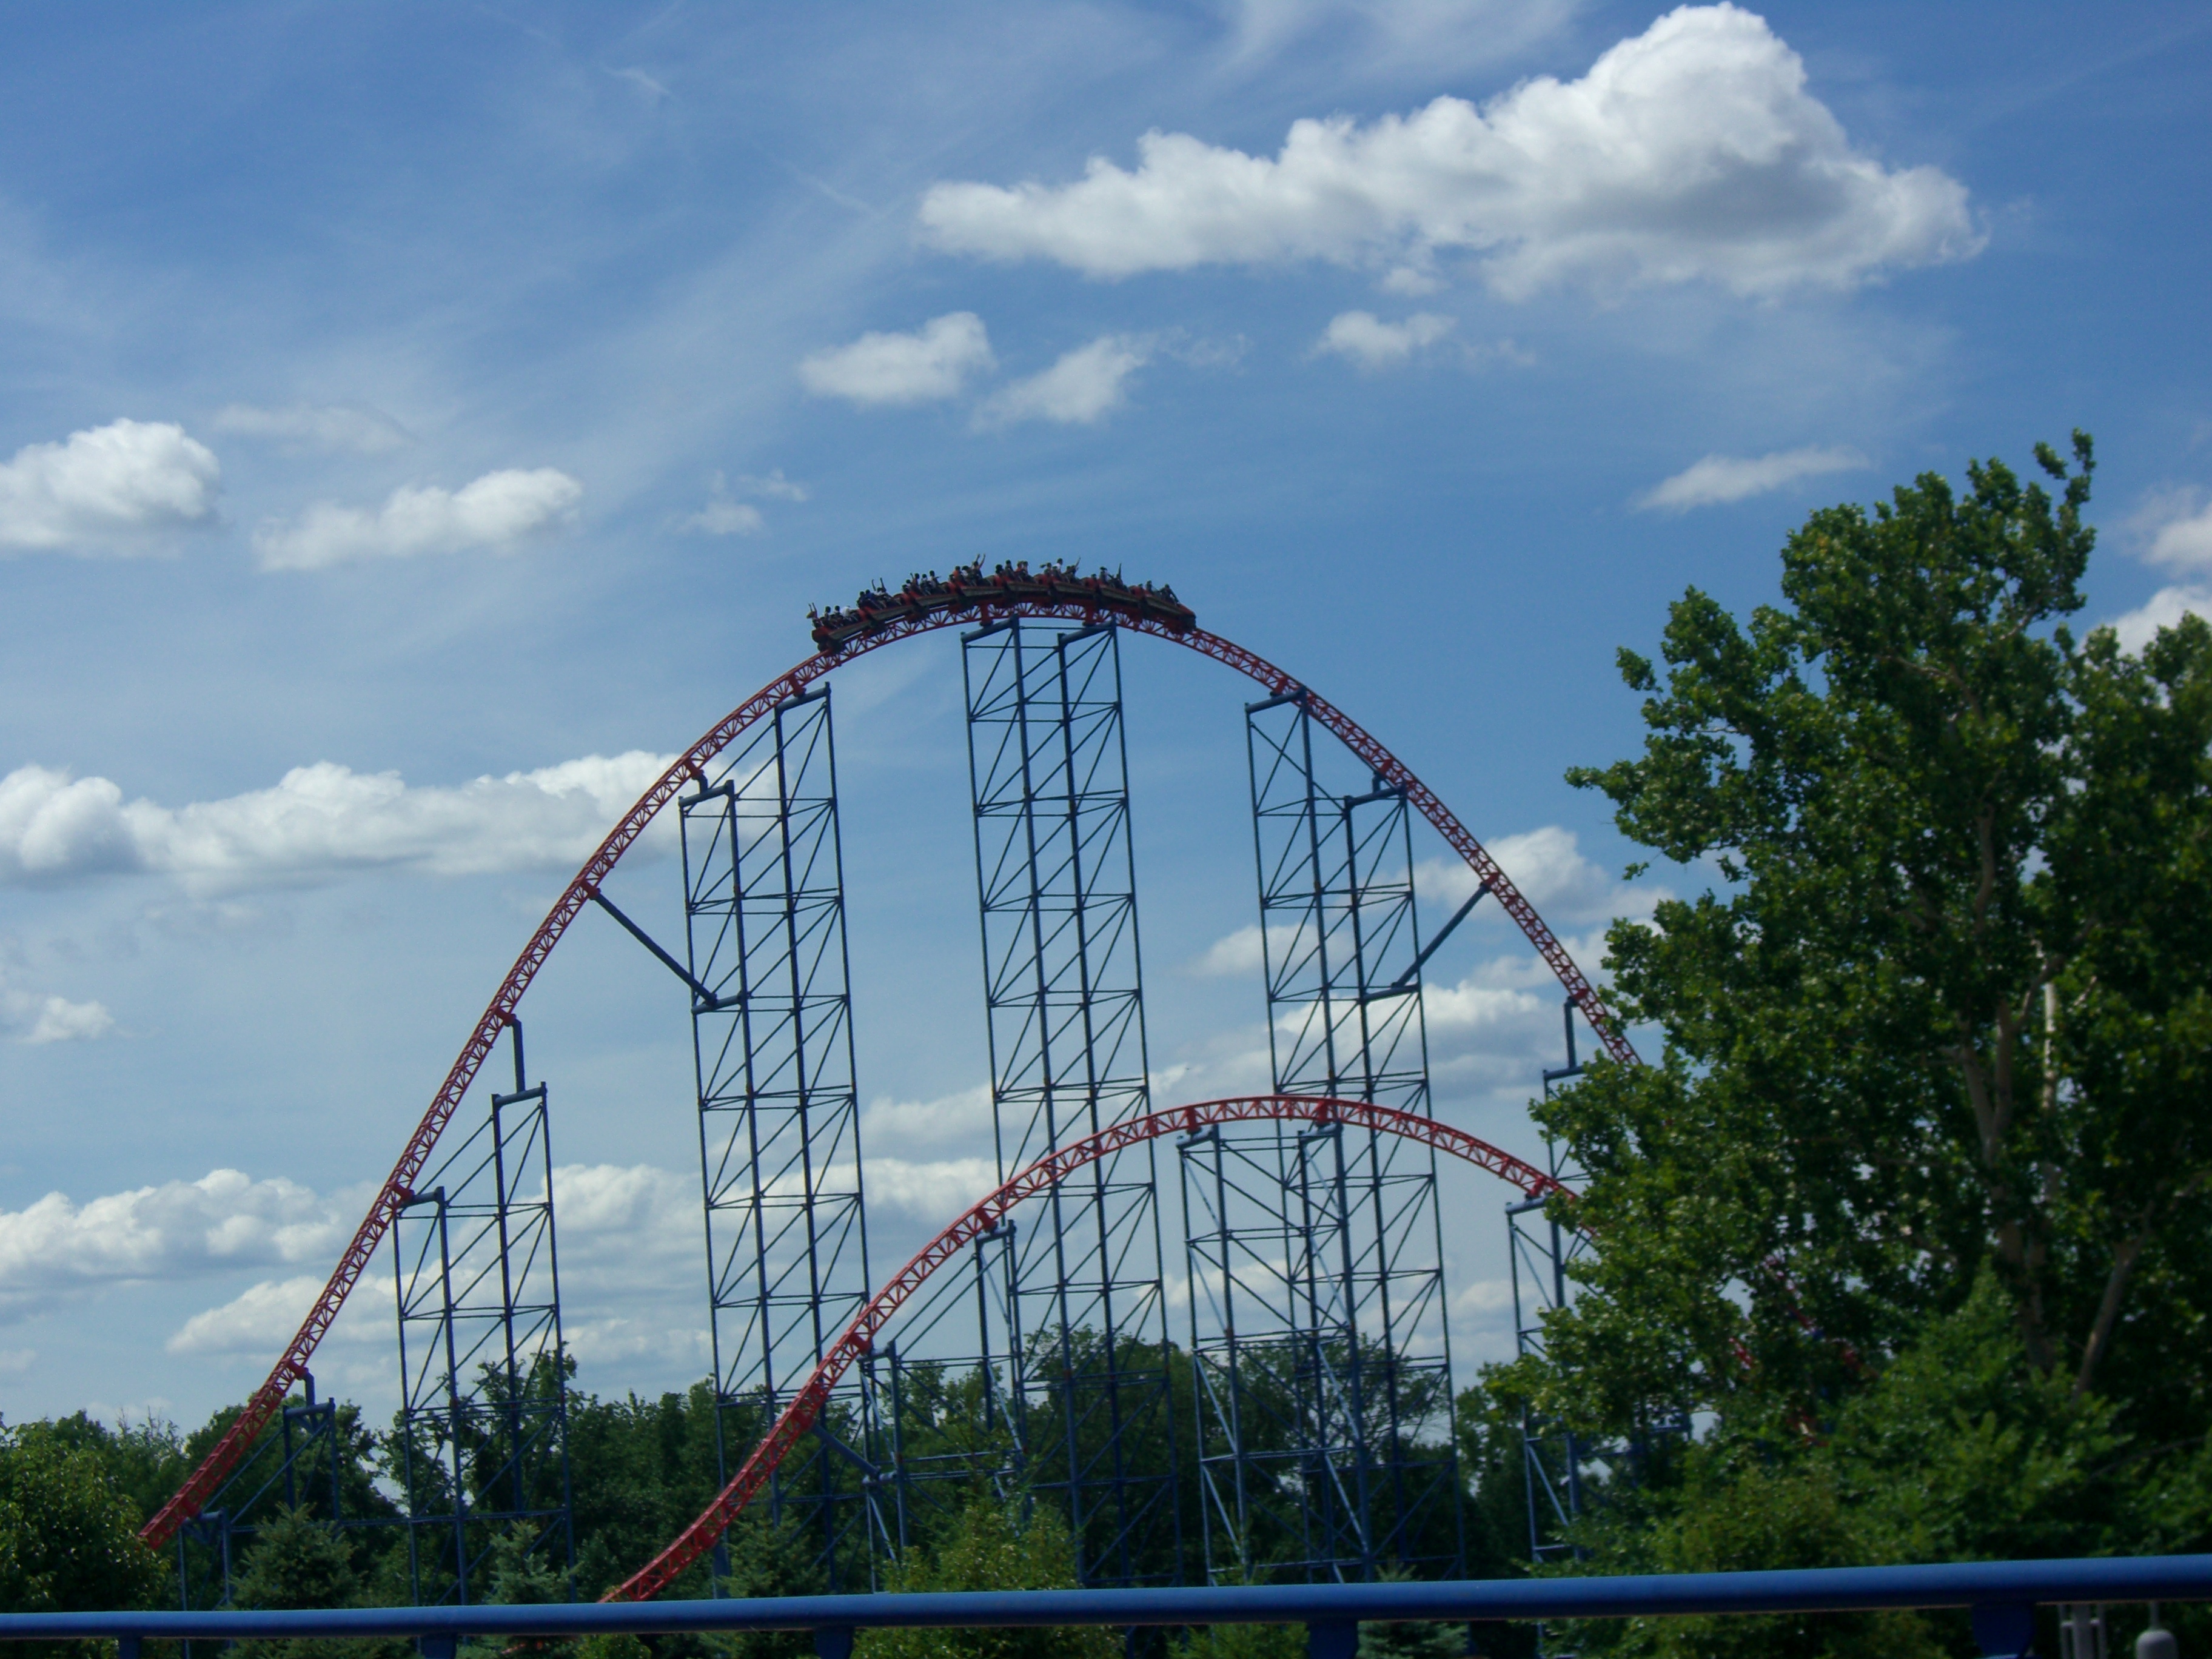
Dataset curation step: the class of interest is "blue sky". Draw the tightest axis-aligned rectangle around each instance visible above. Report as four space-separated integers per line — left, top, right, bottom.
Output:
2 0 2209 1435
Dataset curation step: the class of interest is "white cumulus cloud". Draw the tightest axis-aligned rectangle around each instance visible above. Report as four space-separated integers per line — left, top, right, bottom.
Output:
1187 923 1267 978
0 750 674 894
2106 489 2212 649
919 4 1979 298
739 469 810 502
977 337 1150 427
2141 490 2212 572
1315 310 1455 368
166 1275 325 1356
0 418 221 552
212 403 412 454
253 467 581 570
799 313 996 407
1 1171 350 1319
18 994 113 1044
1637 444 1866 510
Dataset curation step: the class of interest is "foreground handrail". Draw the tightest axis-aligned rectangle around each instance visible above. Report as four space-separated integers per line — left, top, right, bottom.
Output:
4 1556 2207 1654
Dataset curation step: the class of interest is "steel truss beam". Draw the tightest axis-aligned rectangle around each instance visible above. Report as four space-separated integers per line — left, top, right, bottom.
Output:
391 1020 574 1606
1181 695 1459 1586
962 618 1180 1587
680 684 886 1592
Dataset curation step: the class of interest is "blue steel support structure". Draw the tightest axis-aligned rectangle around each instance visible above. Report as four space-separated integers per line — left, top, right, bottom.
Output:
1181 690 1460 1584
392 1019 574 1606
681 683 888 1592
174 1374 364 1614
963 617 1181 1587
1509 999 1591 1585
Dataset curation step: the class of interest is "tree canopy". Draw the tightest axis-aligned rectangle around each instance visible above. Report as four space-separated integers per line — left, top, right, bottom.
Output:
1492 433 2212 1649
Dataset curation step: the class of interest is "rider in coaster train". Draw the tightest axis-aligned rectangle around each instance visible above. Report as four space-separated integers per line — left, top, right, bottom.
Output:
808 564 1192 651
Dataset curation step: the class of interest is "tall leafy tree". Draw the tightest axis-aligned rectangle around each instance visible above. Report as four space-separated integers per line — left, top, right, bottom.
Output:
1496 436 2212 1590
0 1422 170 1657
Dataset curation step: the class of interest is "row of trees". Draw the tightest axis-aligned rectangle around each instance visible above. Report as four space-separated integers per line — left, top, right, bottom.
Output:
5 434 2208 1657
0 1375 1505 1659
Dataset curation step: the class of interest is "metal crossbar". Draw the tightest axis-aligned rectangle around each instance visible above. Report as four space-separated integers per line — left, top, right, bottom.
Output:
13 1557 2211 1659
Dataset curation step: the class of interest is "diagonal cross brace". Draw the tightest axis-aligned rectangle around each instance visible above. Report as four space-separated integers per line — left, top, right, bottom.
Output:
589 889 729 1010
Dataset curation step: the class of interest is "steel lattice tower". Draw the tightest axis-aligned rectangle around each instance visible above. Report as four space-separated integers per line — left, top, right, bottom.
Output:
173 1373 360 1612
682 684 886 1590
963 617 1181 1587
1510 1001 1590 1589
1181 690 1461 1584
392 1020 574 1606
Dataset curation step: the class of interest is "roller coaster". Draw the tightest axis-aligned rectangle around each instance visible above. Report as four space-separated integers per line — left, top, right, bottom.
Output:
142 571 1633 1608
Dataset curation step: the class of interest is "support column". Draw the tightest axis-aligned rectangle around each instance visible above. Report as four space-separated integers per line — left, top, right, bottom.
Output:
683 683 886 1591
1184 691 1460 1585
964 616 1180 1587
392 1019 574 1606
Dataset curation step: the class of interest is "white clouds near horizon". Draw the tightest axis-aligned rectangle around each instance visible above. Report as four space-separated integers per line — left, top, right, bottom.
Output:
1315 310 1455 368
976 336 1150 426
253 467 581 570
0 751 674 894
800 313 996 407
158 1151 1007 1361
0 419 221 553
0 1170 351 1320
919 5 1980 298
1637 444 1867 509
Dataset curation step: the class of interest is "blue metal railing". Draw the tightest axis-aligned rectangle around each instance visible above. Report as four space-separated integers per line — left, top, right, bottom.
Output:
3 1556 2206 1659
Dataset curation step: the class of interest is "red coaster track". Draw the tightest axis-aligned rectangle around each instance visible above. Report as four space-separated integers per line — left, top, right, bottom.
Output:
143 590 1632 1550
606 1092 1573 1603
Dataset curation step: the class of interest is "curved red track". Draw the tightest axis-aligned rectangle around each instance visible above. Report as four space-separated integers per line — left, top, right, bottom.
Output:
145 600 1632 1549
609 1093 1571 1603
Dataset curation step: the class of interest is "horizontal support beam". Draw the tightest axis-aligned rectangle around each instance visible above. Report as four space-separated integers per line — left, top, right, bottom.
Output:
12 1557 2209 1641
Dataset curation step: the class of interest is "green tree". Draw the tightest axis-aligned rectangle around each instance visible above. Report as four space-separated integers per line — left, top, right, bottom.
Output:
1494 435 2212 1620
854 1490 1118 1659
227 1501 408 1659
0 1422 169 1655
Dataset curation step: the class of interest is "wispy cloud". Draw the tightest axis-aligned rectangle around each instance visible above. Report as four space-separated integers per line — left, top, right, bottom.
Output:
253 467 581 569
976 335 1150 427
1635 445 1866 511
211 403 412 455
